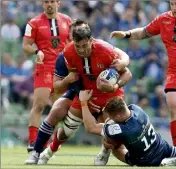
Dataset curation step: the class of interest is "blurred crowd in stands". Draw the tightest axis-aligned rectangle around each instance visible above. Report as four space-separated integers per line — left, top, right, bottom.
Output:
1 0 170 126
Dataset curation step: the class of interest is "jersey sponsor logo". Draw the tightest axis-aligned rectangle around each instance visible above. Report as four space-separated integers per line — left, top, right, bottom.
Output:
25 24 32 36
108 124 122 135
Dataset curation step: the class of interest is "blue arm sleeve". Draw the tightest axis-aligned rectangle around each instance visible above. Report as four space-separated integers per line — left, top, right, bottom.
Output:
54 53 68 78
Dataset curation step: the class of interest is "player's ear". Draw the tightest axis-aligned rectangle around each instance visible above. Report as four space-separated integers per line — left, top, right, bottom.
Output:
56 0 60 7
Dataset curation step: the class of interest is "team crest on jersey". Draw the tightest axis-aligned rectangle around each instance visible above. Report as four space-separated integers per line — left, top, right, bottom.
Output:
44 72 52 84
108 124 122 135
51 38 60 48
97 63 104 69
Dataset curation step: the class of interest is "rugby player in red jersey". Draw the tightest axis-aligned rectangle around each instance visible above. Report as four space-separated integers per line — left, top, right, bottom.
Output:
110 0 176 147
30 19 131 166
22 0 72 152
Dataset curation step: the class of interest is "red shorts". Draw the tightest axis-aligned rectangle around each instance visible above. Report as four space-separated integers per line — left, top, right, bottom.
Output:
71 90 124 111
33 64 54 90
165 73 176 92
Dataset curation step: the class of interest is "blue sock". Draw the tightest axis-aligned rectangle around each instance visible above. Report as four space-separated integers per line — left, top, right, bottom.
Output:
34 120 54 153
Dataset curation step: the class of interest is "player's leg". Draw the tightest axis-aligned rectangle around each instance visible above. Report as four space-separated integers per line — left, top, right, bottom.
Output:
25 97 71 164
166 91 176 146
94 113 112 166
160 140 176 166
38 106 83 164
112 144 128 164
28 87 51 152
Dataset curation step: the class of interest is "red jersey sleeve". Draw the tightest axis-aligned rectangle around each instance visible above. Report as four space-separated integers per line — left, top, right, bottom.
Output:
145 15 161 35
107 46 121 65
24 19 37 40
66 17 72 43
63 43 76 71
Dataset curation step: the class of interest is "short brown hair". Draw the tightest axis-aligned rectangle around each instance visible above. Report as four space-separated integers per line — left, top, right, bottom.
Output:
70 19 92 42
104 97 126 116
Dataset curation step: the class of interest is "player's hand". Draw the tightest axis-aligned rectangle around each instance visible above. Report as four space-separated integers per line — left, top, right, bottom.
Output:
110 31 126 39
35 50 44 64
97 78 115 93
110 59 126 71
65 72 79 83
88 98 101 113
79 90 93 102
103 138 115 150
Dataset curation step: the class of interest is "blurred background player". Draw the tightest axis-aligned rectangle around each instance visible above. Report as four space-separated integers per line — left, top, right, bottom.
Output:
79 90 176 166
110 0 176 147
22 0 72 152
25 52 98 164
28 19 131 166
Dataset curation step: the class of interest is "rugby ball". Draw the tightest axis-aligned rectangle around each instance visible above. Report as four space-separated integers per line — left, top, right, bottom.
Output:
97 68 119 86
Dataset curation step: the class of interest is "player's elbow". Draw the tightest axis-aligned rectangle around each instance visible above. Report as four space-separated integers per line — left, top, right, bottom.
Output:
127 69 132 81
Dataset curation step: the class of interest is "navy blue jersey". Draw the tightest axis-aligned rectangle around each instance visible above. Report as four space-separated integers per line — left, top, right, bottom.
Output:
54 53 83 100
103 104 176 166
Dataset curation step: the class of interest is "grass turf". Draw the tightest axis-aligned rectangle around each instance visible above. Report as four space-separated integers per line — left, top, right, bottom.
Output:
1 145 175 169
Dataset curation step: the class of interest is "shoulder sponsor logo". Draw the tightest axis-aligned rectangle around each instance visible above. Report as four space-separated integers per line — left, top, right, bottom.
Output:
108 124 122 135
25 24 32 36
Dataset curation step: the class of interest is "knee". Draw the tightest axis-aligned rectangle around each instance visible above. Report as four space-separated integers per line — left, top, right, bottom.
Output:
63 111 82 137
48 100 70 121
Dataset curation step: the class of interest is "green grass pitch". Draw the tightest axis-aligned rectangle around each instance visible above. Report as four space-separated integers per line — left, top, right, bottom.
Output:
1 145 175 169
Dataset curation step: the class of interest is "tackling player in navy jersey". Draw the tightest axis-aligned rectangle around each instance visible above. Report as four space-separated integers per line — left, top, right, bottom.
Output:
79 90 176 166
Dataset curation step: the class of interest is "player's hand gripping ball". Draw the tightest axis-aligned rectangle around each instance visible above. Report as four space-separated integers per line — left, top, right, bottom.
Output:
97 68 119 93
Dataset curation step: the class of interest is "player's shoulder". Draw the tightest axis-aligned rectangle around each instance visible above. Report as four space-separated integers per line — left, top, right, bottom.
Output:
57 12 72 22
128 104 144 112
158 11 172 19
93 39 114 54
63 42 75 56
28 13 44 26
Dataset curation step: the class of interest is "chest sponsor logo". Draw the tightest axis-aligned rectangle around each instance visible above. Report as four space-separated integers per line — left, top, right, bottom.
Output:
108 124 122 135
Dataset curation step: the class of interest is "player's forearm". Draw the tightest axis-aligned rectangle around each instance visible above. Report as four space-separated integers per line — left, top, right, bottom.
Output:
81 101 98 133
117 68 132 88
22 44 37 55
54 79 69 93
126 27 152 40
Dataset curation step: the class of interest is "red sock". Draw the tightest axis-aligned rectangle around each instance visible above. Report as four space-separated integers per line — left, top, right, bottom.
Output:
170 120 176 146
50 131 66 152
28 126 38 143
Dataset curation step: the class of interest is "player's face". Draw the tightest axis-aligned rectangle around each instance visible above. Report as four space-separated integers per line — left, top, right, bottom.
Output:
42 0 60 15
74 39 92 58
170 0 176 17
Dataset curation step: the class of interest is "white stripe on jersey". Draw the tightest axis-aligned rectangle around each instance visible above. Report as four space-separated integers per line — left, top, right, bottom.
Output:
51 19 57 36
